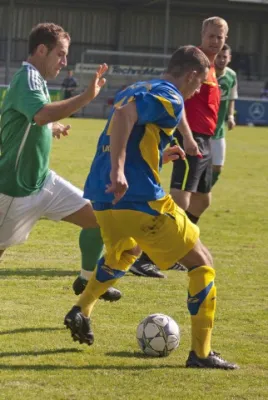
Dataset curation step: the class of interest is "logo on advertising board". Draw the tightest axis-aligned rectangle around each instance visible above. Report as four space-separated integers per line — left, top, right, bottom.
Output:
109 65 165 76
249 102 265 120
75 63 165 77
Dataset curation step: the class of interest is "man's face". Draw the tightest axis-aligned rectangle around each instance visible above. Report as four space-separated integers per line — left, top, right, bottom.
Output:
183 68 209 100
201 24 227 57
215 49 231 71
44 38 69 79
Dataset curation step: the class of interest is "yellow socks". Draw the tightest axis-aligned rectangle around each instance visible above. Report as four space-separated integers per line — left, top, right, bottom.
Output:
76 268 118 317
188 265 216 358
76 252 137 318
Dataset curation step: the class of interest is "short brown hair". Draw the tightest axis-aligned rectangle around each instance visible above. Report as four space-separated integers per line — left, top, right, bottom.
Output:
167 45 210 77
221 43 231 53
202 16 229 35
28 22 70 55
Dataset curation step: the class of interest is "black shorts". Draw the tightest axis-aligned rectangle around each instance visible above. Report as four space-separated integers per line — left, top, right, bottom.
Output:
170 131 212 193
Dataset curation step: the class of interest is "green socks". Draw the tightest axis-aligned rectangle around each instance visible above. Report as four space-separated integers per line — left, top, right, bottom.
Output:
212 170 221 187
79 227 104 280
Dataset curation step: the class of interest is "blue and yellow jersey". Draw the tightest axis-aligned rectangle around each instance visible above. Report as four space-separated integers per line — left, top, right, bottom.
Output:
84 79 183 204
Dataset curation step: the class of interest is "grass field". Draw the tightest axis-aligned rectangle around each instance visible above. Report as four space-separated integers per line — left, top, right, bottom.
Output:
0 119 267 400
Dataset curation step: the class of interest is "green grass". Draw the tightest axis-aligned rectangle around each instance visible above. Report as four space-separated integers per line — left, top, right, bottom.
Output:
0 119 267 400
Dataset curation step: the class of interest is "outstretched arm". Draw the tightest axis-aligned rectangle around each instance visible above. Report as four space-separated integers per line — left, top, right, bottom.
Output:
34 64 108 126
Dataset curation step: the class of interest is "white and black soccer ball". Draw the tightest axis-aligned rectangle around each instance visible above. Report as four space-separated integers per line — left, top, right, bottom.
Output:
136 313 180 357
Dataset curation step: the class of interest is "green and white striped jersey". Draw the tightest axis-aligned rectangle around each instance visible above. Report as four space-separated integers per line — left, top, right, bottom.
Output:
0 62 52 197
213 67 238 140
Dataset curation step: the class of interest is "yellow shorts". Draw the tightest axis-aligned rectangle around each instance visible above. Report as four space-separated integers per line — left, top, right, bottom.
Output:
94 194 199 271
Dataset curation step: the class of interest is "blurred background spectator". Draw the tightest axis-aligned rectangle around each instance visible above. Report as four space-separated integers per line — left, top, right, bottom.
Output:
61 70 78 100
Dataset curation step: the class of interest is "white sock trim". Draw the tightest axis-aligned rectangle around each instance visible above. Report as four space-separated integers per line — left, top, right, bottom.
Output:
80 270 93 280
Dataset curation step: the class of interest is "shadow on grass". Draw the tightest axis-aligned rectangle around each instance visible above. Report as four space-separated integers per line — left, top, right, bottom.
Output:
0 363 183 371
0 268 76 278
0 327 63 335
106 351 148 359
0 348 82 358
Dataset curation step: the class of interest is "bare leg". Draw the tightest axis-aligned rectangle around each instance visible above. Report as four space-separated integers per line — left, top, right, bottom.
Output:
170 188 191 211
62 203 98 229
180 239 212 269
187 192 211 219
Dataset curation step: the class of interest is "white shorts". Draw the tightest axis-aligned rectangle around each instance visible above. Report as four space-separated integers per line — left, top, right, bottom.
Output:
211 138 226 166
0 170 89 249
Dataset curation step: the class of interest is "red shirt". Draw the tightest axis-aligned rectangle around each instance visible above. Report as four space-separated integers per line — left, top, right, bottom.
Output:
185 65 220 136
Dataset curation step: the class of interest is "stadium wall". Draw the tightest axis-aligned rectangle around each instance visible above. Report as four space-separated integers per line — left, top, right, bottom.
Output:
0 0 267 77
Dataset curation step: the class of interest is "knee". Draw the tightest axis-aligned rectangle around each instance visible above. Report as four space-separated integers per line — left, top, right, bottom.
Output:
195 247 213 268
198 194 211 212
180 240 213 269
202 246 214 267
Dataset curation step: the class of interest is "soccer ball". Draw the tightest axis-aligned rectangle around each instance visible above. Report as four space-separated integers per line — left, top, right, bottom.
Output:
136 313 180 357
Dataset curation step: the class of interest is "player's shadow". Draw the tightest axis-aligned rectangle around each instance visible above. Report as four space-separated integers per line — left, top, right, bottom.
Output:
0 348 82 358
106 351 147 359
0 327 63 335
0 268 76 278
106 351 185 367
0 363 183 371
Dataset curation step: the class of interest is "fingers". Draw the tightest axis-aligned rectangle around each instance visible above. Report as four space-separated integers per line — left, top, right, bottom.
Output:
62 124 71 136
172 145 185 160
163 145 186 163
112 192 125 205
52 124 71 139
99 63 108 76
228 122 235 130
105 183 127 204
96 63 108 78
169 155 180 161
195 147 203 158
98 77 107 88
105 184 114 194
188 147 202 157
88 65 108 99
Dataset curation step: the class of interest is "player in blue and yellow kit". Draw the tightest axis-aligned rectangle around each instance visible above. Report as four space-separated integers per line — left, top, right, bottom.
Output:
64 46 238 369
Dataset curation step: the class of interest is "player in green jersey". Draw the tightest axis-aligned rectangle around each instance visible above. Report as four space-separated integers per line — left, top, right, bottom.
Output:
211 44 238 186
0 22 124 301
0 22 184 302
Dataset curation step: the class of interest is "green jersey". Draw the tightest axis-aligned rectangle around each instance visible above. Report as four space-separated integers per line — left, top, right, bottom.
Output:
0 62 52 197
213 67 238 140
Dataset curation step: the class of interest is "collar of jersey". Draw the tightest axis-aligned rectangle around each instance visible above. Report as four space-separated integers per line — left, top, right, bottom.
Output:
216 68 227 79
22 61 46 83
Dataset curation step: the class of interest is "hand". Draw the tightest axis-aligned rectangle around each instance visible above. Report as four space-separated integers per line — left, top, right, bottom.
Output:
52 122 71 139
183 136 202 158
228 116 236 130
85 64 108 102
105 169 128 205
163 145 185 164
